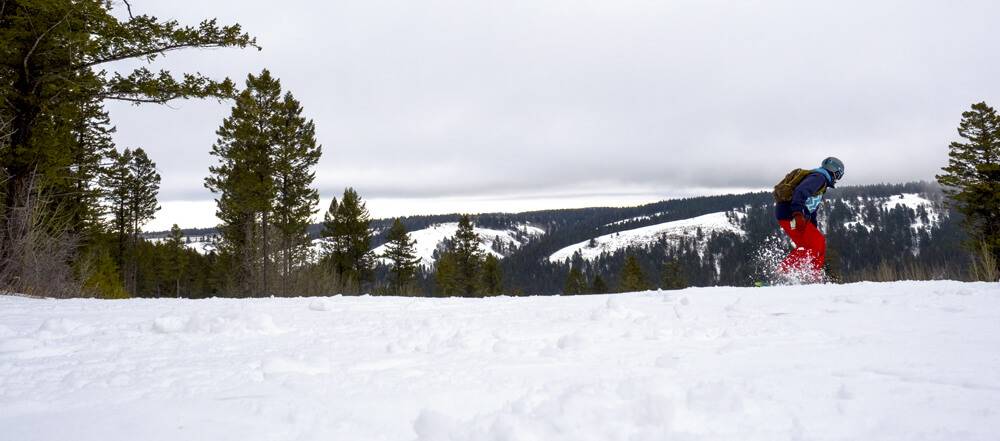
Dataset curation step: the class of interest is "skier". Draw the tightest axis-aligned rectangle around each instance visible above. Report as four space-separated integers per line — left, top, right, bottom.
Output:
772 157 845 282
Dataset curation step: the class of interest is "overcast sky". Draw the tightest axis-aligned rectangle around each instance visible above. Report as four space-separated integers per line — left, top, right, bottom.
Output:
105 0 1000 231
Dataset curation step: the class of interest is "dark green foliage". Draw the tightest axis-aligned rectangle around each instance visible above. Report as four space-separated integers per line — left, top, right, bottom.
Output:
660 259 687 290
451 215 484 296
618 254 650 292
80 245 128 299
434 251 459 296
480 254 503 295
564 266 587 295
205 70 319 296
590 274 609 294
100 147 160 294
321 188 374 293
165 224 187 297
382 219 420 294
271 90 321 295
936 102 1000 275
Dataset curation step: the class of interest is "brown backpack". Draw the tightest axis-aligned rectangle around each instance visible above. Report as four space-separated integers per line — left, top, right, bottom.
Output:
773 168 819 203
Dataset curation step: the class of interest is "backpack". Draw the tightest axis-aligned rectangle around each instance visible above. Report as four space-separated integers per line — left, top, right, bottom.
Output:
773 168 824 203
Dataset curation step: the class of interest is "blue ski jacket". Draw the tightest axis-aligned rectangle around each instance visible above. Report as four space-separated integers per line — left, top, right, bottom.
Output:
774 168 834 224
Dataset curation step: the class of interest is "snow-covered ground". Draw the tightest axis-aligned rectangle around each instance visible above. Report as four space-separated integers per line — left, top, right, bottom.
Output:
550 211 744 263
372 222 545 267
1 281 997 440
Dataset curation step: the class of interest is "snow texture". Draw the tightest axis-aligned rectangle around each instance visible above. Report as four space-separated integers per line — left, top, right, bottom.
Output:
1 281 998 440
550 211 744 263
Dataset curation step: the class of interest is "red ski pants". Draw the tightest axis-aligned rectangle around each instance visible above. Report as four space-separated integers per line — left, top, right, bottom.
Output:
778 219 826 275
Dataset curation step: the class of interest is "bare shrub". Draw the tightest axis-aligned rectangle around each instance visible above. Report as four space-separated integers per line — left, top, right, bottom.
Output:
0 173 81 298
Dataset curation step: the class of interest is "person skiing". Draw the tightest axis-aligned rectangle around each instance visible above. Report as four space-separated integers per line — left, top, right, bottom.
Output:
772 157 845 282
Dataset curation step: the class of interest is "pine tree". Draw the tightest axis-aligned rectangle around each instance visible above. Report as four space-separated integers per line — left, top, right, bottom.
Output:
166 224 187 297
320 188 374 293
68 98 116 238
382 219 420 294
271 91 321 296
125 148 161 292
660 258 687 290
100 147 160 294
451 215 484 296
206 70 317 296
434 251 459 297
480 254 503 296
591 274 609 294
936 102 1000 274
564 266 587 295
619 254 650 292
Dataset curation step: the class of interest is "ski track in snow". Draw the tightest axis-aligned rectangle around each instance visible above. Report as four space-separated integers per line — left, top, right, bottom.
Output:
1 281 998 440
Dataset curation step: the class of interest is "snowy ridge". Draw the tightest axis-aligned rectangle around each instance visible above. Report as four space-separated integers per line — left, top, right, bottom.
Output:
1 281 997 440
549 211 744 263
373 222 545 267
841 193 940 232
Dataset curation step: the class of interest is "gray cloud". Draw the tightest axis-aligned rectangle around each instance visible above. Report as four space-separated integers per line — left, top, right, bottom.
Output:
107 0 1000 227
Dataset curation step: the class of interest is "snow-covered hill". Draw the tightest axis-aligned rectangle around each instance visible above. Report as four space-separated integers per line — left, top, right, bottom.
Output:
550 211 745 263
550 193 943 264
2 281 997 441
372 222 544 267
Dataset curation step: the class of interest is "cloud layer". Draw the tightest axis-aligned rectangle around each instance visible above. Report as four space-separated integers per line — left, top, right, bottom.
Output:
106 0 1000 228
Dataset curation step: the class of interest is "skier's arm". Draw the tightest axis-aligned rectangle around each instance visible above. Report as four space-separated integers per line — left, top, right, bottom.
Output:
790 174 825 215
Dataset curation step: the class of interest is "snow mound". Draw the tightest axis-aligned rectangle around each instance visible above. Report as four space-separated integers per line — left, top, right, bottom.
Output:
550 211 744 263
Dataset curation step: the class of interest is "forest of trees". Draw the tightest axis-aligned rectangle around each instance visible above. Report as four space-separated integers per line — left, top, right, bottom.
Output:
1 2 997 300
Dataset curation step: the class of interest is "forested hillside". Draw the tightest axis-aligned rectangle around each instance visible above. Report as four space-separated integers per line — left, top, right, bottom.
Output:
146 181 973 296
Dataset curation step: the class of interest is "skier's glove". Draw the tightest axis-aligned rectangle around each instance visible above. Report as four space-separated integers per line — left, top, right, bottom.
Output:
792 212 807 231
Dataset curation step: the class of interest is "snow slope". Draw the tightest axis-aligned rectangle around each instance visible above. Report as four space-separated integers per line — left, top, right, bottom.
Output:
1 281 997 441
372 222 544 267
550 211 744 263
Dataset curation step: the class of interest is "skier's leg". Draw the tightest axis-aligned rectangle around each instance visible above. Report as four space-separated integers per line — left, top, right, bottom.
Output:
778 220 808 274
799 222 826 279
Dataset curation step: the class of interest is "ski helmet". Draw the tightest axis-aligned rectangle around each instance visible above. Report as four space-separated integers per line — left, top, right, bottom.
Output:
821 157 845 181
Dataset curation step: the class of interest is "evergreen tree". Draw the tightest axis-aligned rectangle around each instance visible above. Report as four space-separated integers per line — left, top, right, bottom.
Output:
564 266 587 295
271 91 321 295
100 147 160 294
434 251 459 296
618 254 650 292
126 148 161 292
451 215 484 296
660 258 687 290
68 98 116 237
480 254 503 296
590 274 608 294
206 70 319 296
320 188 374 293
936 102 1000 273
382 219 420 294
166 224 187 297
